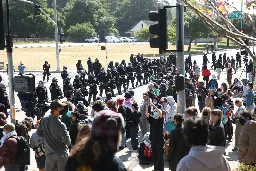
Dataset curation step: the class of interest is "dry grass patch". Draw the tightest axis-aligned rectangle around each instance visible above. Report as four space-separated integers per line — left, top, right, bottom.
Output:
0 44 191 70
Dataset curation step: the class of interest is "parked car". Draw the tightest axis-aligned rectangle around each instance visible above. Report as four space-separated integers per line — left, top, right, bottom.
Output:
105 36 121 43
119 37 132 43
85 37 99 43
129 37 139 42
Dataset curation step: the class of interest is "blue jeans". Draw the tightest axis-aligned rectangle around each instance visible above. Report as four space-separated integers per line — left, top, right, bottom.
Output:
45 152 68 171
198 101 205 112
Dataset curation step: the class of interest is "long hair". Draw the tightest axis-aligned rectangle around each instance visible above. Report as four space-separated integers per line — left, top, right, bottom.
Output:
76 124 91 143
70 137 103 166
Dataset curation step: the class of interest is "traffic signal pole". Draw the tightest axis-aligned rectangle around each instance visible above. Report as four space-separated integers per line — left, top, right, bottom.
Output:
6 0 16 123
176 3 185 114
53 0 60 72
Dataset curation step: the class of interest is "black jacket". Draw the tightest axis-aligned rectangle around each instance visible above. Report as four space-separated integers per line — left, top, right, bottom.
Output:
208 121 225 147
168 125 190 171
69 120 79 146
65 154 127 171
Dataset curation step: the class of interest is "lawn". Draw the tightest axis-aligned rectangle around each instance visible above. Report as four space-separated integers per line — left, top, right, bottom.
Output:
0 43 218 70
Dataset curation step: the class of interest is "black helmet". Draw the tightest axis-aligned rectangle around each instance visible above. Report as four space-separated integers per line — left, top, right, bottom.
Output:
52 77 58 82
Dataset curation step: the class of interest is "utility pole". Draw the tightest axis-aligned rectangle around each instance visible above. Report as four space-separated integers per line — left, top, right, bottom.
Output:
6 0 16 123
53 0 60 72
176 1 185 114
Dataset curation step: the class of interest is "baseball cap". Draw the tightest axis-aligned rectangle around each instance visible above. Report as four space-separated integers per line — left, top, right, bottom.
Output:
50 100 67 109
3 123 15 131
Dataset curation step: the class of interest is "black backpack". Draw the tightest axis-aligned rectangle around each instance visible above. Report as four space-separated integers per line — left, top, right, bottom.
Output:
15 136 30 165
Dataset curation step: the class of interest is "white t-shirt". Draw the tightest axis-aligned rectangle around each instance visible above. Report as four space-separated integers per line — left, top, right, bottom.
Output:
235 106 246 116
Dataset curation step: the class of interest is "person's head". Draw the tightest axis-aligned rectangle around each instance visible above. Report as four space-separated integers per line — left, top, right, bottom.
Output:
248 82 253 90
116 97 124 106
106 100 117 112
210 109 222 123
106 92 112 99
38 81 44 87
3 123 15 134
132 103 138 111
228 63 231 68
174 114 183 126
92 100 105 112
217 88 222 96
152 97 159 105
240 111 253 125
203 65 207 70
201 107 211 121
22 117 33 132
71 111 80 122
143 93 149 102
221 83 228 92
190 106 198 117
183 118 208 146
235 99 243 107
148 83 154 91
70 110 124 165
124 92 132 99
77 124 91 143
184 108 193 119
0 112 7 126
160 97 167 105
50 100 67 118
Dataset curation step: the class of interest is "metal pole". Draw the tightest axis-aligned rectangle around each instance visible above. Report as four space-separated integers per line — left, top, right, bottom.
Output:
240 0 243 29
54 0 60 71
105 41 108 67
6 0 15 123
176 1 185 113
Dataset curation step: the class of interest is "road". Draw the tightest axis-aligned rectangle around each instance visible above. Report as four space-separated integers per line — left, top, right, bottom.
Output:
13 42 149 49
0 48 245 170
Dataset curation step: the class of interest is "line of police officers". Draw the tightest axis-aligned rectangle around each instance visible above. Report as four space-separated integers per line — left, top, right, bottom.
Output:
17 54 177 120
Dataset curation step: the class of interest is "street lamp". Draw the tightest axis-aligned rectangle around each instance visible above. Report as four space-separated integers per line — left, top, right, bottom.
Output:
20 0 60 72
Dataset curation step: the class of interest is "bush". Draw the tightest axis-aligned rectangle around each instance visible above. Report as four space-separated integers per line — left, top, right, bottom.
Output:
67 22 96 38
239 163 256 171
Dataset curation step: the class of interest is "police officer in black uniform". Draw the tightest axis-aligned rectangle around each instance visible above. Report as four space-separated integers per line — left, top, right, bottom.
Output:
211 52 216 70
88 74 98 103
135 63 143 87
43 61 50 82
61 66 69 84
49 77 63 100
203 53 209 66
73 74 82 90
76 60 84 74
0 75 9 115
106 68 115 96
36 81 48 104
98 68 110 97
63 77 74 101
117 64 127 94
236 52 241 68
143 59 150 84
126 63 135 89
93 58 102 78
87 57 93 75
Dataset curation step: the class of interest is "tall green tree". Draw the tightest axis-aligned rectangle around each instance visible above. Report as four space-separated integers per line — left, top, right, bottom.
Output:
184 10 212 51
67 22 96 38
115 0 158 35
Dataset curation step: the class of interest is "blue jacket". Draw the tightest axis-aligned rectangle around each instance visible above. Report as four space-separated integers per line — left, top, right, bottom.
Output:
18 64 26 74
246 89 254 106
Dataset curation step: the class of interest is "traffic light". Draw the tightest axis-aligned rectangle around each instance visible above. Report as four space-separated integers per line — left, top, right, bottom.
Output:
175 74 185 92
0 0 5 50
34 4 41 15
149 8 167 54
60 32 65 44
239 29 244 33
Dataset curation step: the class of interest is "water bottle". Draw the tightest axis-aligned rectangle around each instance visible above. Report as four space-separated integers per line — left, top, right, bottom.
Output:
127 152 140 171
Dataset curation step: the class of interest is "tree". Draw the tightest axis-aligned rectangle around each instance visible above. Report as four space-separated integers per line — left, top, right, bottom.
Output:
184 10 212 51
64 0 117 38
67 22 96 38
115 0 158 35
135 25 176 44
182 0 256 61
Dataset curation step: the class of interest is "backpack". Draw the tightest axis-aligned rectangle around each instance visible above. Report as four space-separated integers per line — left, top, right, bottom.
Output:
15 136 30 165
138 142 153 165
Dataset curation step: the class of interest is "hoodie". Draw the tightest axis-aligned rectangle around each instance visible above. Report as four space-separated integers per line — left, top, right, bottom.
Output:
238 121 256 164
177 145 230 171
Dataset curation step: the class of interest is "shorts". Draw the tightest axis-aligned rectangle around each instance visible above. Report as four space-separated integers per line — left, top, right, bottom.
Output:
36 155 46 169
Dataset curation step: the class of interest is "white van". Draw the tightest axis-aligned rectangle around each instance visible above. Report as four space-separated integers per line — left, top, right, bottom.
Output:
105 36 121 43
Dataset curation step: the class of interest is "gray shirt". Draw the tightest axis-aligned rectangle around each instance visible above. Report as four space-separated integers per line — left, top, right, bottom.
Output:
37 114 71 155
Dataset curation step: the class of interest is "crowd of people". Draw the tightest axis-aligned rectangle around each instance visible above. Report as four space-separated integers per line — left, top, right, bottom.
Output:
0 51 254 171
